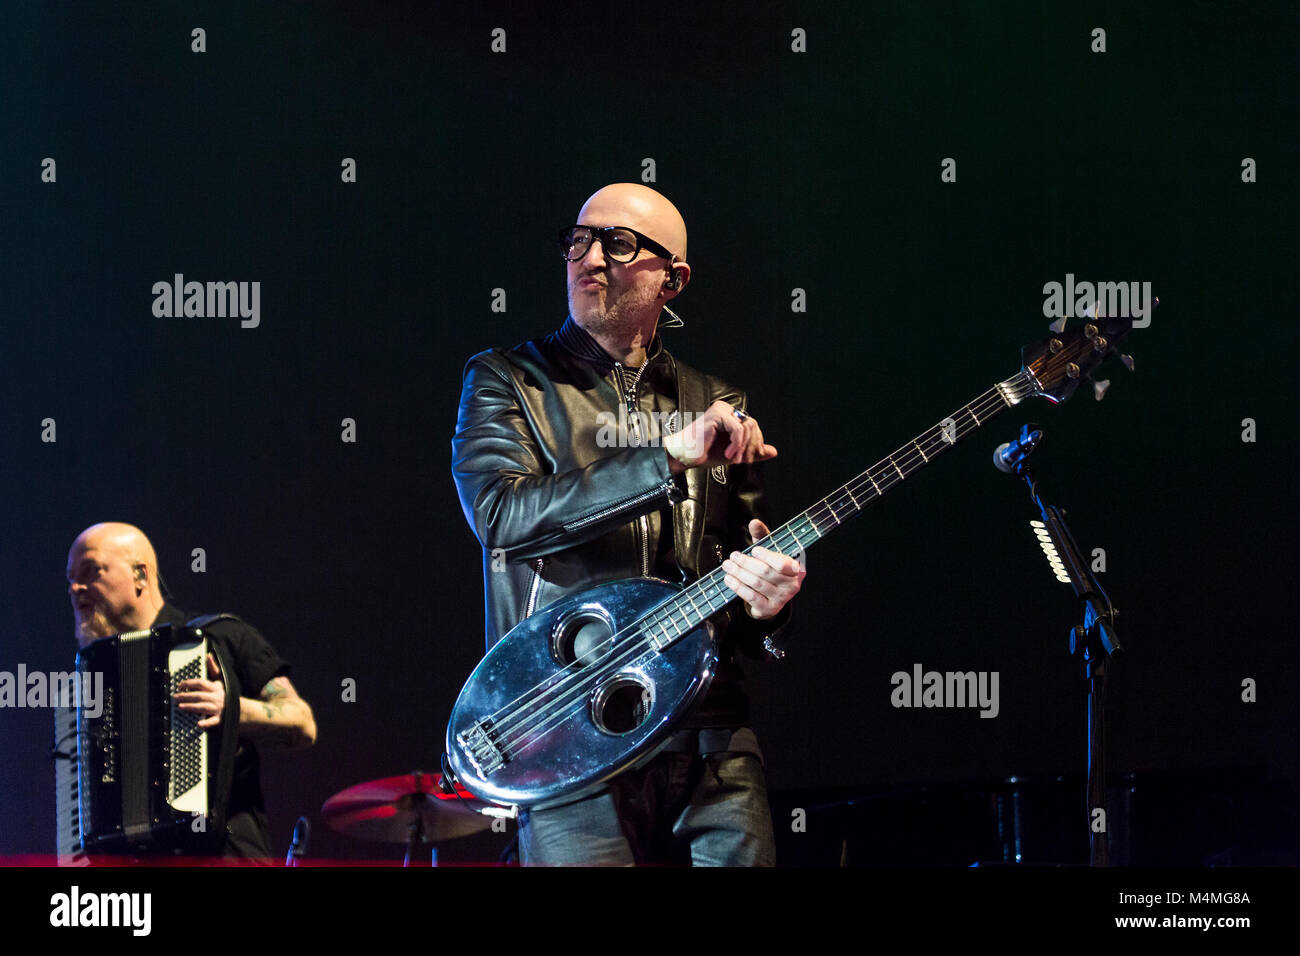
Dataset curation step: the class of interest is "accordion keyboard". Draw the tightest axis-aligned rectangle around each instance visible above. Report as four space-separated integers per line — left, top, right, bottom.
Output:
53 706 88 866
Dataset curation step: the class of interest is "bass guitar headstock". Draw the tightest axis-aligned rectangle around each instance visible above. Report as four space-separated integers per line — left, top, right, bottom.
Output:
1022 301 1153 404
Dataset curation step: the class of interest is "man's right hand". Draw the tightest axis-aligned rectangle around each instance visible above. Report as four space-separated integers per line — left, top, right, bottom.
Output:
664 400 778 474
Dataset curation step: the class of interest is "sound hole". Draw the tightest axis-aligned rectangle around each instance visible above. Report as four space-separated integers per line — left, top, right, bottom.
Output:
550 609 613 668
591 674 654 736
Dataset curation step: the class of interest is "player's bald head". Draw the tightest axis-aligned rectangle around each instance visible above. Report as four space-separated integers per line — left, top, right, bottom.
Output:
69 522 158 570
577 183 687 259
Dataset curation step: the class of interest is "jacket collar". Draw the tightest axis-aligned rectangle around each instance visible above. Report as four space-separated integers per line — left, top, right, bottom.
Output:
556 315 666 371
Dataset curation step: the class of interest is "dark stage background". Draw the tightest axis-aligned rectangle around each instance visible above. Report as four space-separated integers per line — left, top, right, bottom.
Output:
1 1 1296 865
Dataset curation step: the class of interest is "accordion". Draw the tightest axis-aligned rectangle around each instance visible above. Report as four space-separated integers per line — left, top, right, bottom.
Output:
54 622 239 857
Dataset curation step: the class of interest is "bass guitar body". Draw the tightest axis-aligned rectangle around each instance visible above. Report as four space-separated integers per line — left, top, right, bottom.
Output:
445 577 717 809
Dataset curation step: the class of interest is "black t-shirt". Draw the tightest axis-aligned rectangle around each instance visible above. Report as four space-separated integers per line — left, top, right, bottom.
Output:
154 603 290 860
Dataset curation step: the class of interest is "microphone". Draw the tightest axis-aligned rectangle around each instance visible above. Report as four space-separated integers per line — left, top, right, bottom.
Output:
659 305 685 328
993 426 1044 474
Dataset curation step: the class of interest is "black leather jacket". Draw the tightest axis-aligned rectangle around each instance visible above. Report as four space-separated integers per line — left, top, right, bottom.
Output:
452 317 790 715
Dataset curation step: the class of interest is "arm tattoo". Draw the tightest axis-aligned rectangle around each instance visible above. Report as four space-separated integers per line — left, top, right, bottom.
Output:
259 678 292 720
252 677 310 746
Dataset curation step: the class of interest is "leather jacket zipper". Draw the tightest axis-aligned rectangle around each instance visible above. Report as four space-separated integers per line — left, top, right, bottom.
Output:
523 557 545 618
638 515 651 576
563 478 677 533
615 361 652 576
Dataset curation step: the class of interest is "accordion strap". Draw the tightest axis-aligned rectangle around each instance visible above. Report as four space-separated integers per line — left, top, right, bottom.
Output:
186 612 250 630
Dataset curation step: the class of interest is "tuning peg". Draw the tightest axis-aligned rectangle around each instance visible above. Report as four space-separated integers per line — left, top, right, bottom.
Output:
1048 317 1067 334
1091 377 1111 401
1118 353 1135 372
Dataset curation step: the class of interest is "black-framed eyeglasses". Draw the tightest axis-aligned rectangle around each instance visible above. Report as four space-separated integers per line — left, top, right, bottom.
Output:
558 225 676 264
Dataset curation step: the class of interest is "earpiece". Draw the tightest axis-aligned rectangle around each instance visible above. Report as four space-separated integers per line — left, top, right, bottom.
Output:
664 268 682 291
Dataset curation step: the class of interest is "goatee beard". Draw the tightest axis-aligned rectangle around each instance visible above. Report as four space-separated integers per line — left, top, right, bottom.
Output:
571 287 660 344
577 308 641 340
75 608 121 643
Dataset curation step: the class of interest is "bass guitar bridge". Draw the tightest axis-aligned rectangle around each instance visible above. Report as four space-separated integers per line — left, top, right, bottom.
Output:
456 719 507 777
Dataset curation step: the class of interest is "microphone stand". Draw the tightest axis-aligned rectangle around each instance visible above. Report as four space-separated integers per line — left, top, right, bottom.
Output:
285 816 310 867
1005 428 1124 866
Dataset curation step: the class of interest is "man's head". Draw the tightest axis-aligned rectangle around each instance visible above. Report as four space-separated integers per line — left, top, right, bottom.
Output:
66 522 165 646
564 183 691 343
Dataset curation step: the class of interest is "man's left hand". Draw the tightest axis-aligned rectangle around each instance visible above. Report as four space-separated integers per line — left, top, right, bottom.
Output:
721 519 806 620
174 653 226 730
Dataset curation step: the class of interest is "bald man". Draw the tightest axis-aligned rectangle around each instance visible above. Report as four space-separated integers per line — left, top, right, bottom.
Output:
66 522 316 859
452 184 804 865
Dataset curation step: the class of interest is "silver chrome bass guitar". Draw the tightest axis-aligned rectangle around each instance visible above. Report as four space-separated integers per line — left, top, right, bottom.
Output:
445 314 1139 809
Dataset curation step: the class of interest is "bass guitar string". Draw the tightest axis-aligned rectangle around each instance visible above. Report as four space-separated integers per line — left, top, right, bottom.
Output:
475 376 1030 742
476 377 1032 762
485 382 1031 763
498 391 1032 762
485 380 1029 762
489 380 1030 761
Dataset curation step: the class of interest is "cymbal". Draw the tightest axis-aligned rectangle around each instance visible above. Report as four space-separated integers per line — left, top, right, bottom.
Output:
322 771 494 843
